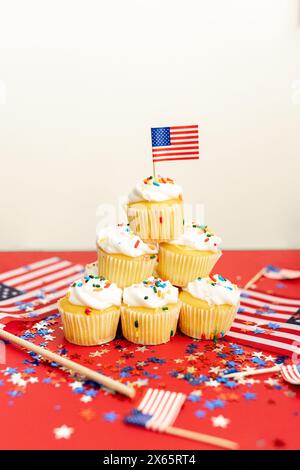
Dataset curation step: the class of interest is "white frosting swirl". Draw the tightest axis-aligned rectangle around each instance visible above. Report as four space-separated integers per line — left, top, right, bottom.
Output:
97 225 157 257
128 176 183 202
183 274 240 306
84 261 98 277
68 277 122 310
169 224 221 252
123 276 178 308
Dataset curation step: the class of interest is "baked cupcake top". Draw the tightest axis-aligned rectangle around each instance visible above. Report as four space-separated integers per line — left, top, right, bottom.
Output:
97 224 157 257
183 274 240 306
128 176 183 203
169 224 221 252
84 261 98 277
68 276 122 310
123 276 178 308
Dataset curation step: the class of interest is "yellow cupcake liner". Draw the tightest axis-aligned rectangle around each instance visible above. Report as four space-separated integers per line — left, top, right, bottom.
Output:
179 300 238 340
97 248 157 288
121 302 181 345
157 245 222 286
58 301 120 346
127 202 184 243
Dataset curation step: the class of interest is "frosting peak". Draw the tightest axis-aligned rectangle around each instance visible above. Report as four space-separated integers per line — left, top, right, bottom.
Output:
68 276 122 310
128 176 183 202
183 274 240 306
123 276 178 308
97 225 157 257
169 224 221 252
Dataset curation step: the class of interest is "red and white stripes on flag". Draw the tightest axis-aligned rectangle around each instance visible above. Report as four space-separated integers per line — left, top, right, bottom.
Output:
125 388 186 432
226 288 300 357
151 125 199 162
0 257 84 326
281 364 300 384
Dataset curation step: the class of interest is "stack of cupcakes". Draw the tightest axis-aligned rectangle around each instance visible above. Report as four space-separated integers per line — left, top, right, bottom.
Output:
58 175 240 346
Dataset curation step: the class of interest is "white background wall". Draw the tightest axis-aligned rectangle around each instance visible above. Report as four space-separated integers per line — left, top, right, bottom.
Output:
0 0 299 251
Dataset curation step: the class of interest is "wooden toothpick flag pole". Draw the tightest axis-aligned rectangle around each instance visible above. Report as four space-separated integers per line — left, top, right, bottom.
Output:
0 328 135 399
243 268 265 289
165 425 238 449
152 159 156 178
223 364 300 385
224 365 281 379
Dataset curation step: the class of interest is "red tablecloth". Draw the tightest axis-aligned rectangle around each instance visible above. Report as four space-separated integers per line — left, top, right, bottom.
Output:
0 251 299 450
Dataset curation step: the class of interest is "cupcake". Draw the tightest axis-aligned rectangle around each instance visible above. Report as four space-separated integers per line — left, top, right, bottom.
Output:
121 276 181 345
97 225 158 288
157 224 222 286
58 275 122 346
179 274 240 340
84 261 98 277
127 176 184 242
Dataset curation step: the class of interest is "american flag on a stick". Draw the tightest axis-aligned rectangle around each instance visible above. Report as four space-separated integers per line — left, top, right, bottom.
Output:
0 257 84 326
263 265 300 280
124 388 238 449
226 288 300 357
125 388 186 432
151 125 199 162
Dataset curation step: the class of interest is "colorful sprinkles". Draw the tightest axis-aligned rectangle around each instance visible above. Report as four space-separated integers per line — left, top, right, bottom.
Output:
143 175 175 186
73 276 111 291
190 223 218 243
195 275 238 291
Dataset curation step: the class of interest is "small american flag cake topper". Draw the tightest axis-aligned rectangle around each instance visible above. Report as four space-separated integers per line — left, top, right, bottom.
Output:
151 125 199 163
124 388 238 449
125 388 186 432
245 265 300 289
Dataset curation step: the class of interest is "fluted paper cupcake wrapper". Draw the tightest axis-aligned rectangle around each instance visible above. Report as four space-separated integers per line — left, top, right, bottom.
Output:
98 249 157 288
127 203 184 243
121 302 181 345
157 246 222 287
58 303 120 346
179 301 238 340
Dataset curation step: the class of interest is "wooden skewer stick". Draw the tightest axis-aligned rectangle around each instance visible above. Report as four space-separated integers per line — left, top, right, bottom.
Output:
244 268 265 289
223 365 281 380
166 426 239 450
0 328 135 399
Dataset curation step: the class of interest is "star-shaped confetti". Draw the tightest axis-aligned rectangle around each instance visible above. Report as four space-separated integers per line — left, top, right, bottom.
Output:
195 410 206 419
103 411 118 423
211 415 230 428
243 392 257 401
80 408 96 421
135 346 149 353
264 378 279 387
80 395 92 403
53 425 74 439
